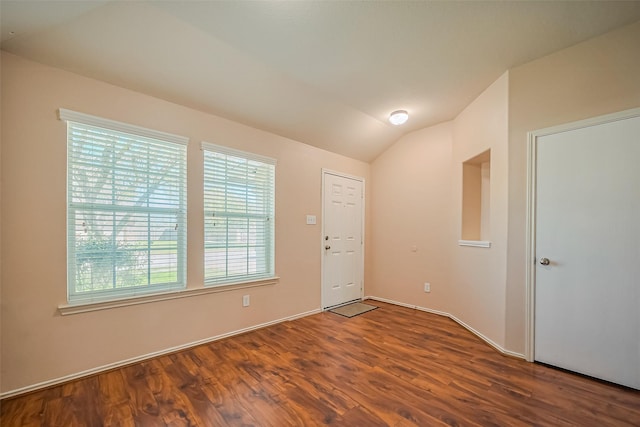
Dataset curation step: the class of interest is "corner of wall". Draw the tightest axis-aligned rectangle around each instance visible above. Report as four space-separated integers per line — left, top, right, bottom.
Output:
505 19 640 355
449 71 510 348
370 71 511 350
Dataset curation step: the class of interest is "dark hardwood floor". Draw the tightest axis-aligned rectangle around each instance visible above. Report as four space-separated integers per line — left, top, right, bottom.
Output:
2 301 639 426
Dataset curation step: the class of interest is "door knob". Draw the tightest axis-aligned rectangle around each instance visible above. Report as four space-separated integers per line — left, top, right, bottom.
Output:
539 257 550 266
325 245 331 250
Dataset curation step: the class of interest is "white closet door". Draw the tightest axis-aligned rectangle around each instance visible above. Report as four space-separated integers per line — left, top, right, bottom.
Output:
535 113 640 390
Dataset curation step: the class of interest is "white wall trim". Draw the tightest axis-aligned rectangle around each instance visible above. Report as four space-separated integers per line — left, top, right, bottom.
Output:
0 307 320 400
321 168 365 183
58 108 189 145
200 140 277 166
5 293 531 399
59 277 280 315
526 107 640 138
524 107 640 362
365 296 525 360
458 240 491 248
525 129 537 362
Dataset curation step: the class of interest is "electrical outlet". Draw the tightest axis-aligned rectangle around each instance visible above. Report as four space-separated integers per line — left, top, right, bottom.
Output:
424 283 431 293
242 295 250 307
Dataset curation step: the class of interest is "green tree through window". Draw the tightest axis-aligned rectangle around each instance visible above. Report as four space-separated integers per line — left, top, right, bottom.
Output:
61 109 187 303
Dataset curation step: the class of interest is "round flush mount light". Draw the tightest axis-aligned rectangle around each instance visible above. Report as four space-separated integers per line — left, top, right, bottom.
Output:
389 110 409 125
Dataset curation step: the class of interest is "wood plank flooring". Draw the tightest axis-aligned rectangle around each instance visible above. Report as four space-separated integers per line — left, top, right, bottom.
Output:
2 301 639 426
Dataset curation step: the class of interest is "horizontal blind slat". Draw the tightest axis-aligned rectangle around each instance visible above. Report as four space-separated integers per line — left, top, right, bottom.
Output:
203 144 275 286
66 115 187 303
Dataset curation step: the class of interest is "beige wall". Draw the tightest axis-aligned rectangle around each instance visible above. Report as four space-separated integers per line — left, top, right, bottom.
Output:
505 20 640 353
369 122 454 312
3 19 640 395
370 20 640 356
462 162 483 240
370 72 509 348
451 73 509 347
0 52 370 394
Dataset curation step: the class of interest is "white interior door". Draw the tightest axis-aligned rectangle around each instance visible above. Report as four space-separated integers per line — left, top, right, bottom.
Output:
322 171 364 309
534 112 640 390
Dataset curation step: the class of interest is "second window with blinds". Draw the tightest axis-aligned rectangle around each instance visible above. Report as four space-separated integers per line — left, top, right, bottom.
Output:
202 142 276 286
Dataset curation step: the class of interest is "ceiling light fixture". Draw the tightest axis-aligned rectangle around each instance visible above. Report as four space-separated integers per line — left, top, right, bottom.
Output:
389 110 409 125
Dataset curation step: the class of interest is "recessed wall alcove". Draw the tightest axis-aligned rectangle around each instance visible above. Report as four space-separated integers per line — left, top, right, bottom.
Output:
460 149 491 247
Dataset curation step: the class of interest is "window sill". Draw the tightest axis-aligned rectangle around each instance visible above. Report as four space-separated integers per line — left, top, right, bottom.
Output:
58 277 280 316
458 240 491 248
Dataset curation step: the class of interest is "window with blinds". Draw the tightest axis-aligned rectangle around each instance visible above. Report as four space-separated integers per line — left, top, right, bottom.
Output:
202 142 276 285
60 109 188 303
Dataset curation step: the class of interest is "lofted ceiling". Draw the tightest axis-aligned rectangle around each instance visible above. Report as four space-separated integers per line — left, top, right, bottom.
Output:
2 1 640 162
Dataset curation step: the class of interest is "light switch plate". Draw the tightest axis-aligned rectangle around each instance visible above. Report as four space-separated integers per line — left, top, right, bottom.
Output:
306 215 317 225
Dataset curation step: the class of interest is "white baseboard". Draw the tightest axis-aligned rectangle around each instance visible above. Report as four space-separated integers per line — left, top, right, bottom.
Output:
364 296 525 360
0 308 322 400
3 297 526 400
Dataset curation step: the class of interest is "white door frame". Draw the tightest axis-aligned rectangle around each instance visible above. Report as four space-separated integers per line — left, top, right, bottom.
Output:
524 107 640 362
321 169 365 310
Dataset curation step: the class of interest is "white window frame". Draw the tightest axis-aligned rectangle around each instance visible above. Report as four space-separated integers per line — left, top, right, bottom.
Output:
60 109 188 305
202 142 276 286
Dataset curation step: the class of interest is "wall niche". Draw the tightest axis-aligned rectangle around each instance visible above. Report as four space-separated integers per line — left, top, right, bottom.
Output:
460 149 491 247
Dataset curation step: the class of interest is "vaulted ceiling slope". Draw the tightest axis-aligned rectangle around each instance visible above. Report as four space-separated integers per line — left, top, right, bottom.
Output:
2 1 640 162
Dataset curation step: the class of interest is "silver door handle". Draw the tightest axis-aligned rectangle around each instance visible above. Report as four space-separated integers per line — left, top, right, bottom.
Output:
539 257 550 266
325 245 331 250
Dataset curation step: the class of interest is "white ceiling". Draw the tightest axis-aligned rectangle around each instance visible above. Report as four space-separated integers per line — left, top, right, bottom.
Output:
2 1 640 162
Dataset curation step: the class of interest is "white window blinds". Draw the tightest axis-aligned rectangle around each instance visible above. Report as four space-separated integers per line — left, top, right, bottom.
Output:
202 142 276 285
61 109 188 303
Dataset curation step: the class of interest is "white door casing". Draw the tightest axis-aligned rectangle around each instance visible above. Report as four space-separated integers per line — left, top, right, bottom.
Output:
322 170 364 309
526 108 640 390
